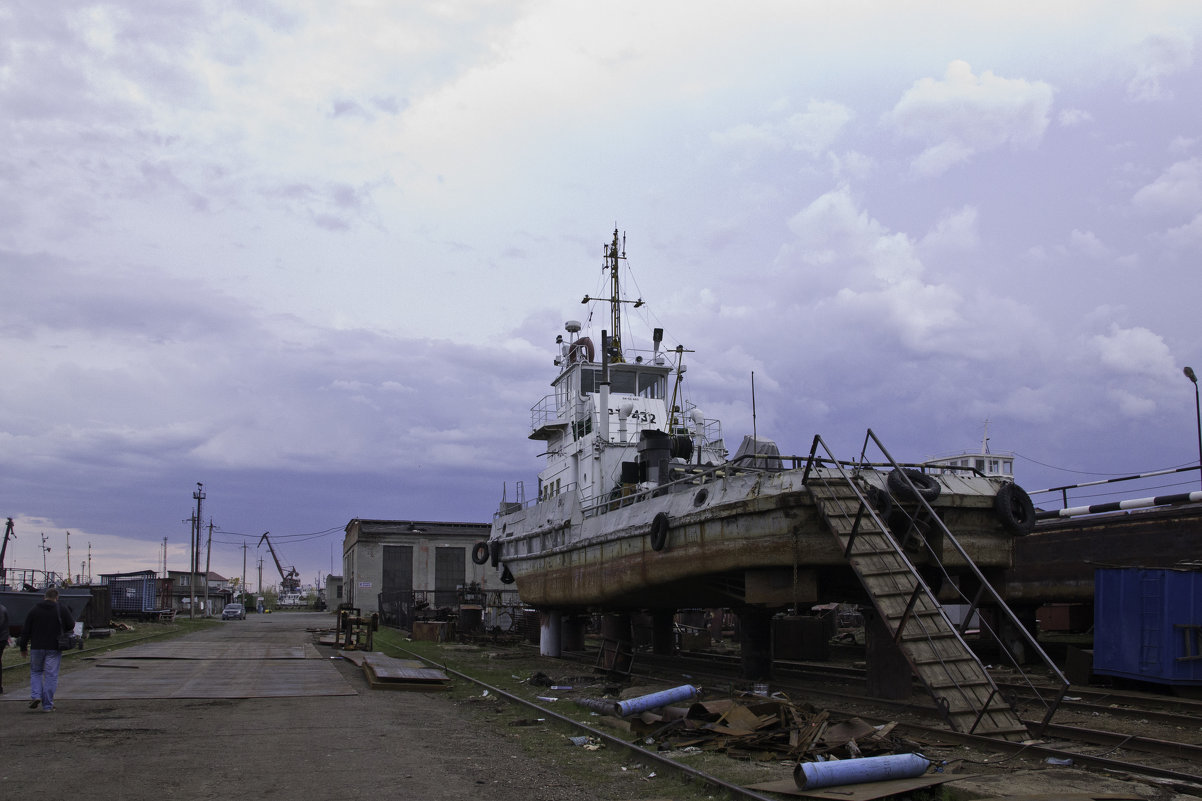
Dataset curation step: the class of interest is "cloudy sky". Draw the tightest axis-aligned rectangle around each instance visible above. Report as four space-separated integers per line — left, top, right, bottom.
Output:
4 2 1202 589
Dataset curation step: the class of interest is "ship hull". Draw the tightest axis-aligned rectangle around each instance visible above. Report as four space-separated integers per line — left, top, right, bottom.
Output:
2 588 93 636
493 467 1016 610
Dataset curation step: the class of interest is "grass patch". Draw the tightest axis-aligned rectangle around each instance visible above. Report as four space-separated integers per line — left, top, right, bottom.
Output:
370 628 793 800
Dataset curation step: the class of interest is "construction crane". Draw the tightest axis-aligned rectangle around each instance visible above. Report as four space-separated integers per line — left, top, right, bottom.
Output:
258 531 303 607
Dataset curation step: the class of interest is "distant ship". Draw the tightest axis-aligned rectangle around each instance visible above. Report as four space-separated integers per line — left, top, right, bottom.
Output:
2 521 91 635
925 421 1015 478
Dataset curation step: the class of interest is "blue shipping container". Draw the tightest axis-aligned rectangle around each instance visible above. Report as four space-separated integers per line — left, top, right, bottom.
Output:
1094 567 1202 686
103 571 160 613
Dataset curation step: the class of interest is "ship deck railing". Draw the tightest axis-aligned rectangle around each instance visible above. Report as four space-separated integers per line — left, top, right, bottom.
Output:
497 450 991 522
1 568 72 590
579 453 887 518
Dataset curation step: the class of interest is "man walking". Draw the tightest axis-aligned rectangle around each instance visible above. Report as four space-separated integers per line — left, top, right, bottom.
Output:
17 587 75 711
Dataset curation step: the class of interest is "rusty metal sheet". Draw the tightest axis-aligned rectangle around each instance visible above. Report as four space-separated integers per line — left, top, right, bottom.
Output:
361 654 450 691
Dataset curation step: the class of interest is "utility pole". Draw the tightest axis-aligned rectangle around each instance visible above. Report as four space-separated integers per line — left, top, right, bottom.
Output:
257 557 264 608
87 542 92 585
203 518 214 616
41 532 49 575
66 531 71 584
187 511 197 619
191 482 204 619
242 543 248 605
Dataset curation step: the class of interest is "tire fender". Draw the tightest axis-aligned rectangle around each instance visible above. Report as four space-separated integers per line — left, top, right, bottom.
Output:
866 485 893 519
649 512 670 551
471 541 490 565
994 482 1036 535
887 468 942 502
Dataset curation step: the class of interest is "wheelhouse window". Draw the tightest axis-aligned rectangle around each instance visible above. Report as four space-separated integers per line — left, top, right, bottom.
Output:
578 365 665 398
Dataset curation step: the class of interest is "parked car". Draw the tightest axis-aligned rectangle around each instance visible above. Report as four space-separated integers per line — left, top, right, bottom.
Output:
221 603 246 620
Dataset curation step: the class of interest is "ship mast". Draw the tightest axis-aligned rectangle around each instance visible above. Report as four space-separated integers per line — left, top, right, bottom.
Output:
604 229 625 363
583 228 645 362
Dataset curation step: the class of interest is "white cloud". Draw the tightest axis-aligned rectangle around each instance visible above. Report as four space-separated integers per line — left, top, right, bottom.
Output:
711 99 853 159
1132 157 1202 216
786 185 923 284
1092 324 1175 380
920 206 980 252
785 100 855 156
1169 136 1197 155
887 60 1055 176
1110 388 1158 417
1068 229 1113 260
1058 108 1093 127
1127 29 1194 101
1161 212 1202 250
829 150 874 181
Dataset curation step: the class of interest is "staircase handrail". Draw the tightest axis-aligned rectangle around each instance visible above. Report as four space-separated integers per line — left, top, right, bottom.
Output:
856 428 1070 734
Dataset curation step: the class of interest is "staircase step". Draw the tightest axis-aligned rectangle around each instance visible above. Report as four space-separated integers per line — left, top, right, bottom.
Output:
911 652 981 667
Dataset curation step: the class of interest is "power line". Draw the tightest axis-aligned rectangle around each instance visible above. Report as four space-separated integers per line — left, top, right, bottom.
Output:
1013 451 1195 477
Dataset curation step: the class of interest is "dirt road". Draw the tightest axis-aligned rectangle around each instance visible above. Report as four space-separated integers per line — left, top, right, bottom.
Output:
0 612 593 800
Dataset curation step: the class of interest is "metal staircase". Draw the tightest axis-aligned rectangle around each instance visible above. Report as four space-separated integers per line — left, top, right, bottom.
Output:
801 432 1051 741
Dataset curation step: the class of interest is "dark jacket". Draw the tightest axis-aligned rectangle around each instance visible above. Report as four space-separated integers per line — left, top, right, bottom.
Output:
17 599 74 651
0 602 9 642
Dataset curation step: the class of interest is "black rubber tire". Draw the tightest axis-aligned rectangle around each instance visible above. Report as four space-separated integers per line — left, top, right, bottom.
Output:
649 512 670 551
994 482 1036 535
471 541 490 565
887 468 941 502
489 539 501 568
866 485 893 519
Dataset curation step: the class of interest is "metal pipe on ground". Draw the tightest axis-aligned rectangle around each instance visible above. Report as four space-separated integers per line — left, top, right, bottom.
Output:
612 684 699 717
794 754 930 790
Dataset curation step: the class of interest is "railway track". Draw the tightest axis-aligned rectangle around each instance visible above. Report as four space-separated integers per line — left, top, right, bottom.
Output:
379 641 785 801
663 649 1202 732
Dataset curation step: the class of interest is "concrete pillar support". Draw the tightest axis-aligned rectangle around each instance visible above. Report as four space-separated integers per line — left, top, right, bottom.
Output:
738 607 773 680
865 609 914 700
651 609 675 655
599 613 634 674
539 610 562 657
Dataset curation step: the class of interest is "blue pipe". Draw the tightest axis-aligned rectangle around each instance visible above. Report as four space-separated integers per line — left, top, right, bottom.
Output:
794 754 930 790
612 684 699 716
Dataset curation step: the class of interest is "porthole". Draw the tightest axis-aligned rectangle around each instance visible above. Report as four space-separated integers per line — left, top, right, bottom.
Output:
693 488 709 507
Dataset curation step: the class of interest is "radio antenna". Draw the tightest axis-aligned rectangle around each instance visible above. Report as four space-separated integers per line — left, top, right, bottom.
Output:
751 371 757 447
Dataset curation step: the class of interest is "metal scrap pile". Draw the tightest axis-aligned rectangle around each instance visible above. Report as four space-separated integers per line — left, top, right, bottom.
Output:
585 688 913 762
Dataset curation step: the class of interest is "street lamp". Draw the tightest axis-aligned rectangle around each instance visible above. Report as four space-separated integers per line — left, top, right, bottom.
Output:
1185 366 1202 490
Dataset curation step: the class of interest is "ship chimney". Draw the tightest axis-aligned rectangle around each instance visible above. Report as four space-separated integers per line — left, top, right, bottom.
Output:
599 330 611 443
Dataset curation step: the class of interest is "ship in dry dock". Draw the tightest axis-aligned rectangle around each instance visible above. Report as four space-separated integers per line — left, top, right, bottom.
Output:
478 229 1064 740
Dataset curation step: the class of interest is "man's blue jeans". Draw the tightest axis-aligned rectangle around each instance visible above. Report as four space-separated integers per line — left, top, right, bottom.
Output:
29 649 62 710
